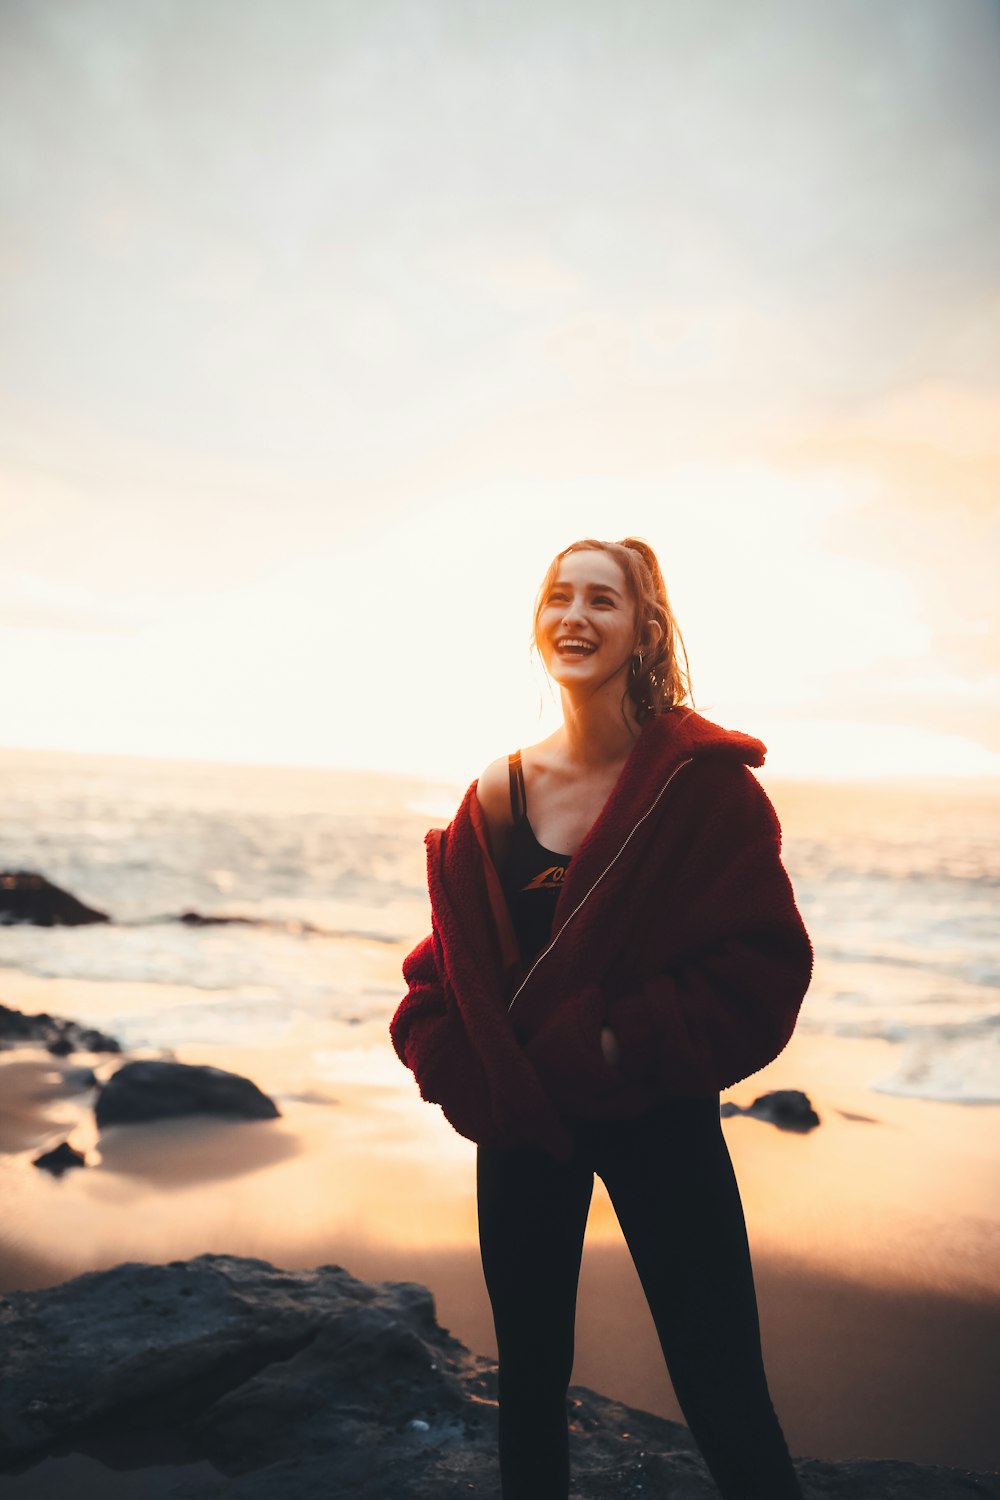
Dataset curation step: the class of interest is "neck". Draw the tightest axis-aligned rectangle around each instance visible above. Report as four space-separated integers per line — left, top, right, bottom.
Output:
557 676 644 766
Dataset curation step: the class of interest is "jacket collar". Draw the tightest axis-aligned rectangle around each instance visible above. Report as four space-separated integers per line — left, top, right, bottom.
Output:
548 708 764 915
425 707 766 1007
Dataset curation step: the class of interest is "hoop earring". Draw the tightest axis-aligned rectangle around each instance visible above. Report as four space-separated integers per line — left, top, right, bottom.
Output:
630 651 644 678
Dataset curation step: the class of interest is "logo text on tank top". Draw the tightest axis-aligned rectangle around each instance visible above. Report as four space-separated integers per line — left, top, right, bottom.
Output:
521 864 566 891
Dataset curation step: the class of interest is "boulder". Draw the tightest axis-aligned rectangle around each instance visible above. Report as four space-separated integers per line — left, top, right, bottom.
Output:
0 872 109 927
95 1061 281 1127
0 1254 992 1498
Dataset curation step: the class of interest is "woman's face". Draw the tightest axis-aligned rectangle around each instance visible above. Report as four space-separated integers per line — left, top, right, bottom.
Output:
536 550 638 689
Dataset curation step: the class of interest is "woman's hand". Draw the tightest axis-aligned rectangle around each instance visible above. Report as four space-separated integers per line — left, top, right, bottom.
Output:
600 1026 621 1067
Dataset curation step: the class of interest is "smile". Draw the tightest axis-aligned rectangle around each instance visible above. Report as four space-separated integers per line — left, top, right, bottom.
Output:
555 637 597 656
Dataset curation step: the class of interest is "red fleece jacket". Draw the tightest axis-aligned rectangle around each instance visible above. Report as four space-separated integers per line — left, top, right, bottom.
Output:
390 708 813 1159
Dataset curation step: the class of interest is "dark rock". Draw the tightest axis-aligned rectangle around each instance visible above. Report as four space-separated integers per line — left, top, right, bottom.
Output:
0 1003 121 1055
176 910 259 927
32 1142 87 1176
62 1066 98 1091
76 1026 121 1053
720 1088 821 1132
0 1254 994 1498
95 1061 281 1128
0 1005 57 1042
0 871 109 927
174 910 326 936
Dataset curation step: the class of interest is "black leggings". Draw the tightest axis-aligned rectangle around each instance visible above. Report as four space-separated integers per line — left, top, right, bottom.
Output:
477 1097 803 1500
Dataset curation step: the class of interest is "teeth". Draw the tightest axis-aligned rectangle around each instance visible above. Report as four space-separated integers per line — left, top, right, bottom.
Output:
557 638 595 652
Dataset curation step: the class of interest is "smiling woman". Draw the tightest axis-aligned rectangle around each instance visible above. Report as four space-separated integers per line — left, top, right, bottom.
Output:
391 535 814 1500
531 537 692 729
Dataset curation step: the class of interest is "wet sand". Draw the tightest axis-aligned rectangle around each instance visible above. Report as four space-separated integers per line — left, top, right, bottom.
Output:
1 980 998 1472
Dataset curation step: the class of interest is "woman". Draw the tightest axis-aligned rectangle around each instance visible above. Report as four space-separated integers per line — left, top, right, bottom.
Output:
391 536 812 1500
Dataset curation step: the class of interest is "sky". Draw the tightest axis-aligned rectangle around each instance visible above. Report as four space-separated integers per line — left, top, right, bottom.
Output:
1 0 998 782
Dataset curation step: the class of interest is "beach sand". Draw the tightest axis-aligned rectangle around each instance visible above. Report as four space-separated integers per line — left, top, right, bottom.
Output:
1 969 998 1472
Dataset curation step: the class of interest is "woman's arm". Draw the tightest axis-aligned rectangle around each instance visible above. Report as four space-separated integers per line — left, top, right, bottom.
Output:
390 930 452 1073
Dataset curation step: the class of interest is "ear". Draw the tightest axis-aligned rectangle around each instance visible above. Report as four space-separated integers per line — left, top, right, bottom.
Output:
640 619 664 655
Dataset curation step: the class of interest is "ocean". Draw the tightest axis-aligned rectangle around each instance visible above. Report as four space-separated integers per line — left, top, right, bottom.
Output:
1 745 999 1107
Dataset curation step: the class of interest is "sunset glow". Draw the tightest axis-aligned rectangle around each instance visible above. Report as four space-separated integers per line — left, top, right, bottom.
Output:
1 2 997 783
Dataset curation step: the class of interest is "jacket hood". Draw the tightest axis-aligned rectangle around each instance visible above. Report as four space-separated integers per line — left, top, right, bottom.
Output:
650 705 765 768
493 707 764 903
571 707 766 845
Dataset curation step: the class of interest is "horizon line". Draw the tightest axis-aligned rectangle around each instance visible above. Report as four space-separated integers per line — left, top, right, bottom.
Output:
2 739 999 790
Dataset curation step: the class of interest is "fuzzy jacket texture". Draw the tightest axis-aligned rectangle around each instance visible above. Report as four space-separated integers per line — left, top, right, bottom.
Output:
390 708 814 1160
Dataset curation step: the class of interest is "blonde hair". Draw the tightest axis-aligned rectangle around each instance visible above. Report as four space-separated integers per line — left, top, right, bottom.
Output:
532 536 694 723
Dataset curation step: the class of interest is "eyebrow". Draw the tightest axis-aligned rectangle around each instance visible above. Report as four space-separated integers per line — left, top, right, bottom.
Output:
550 578 623 599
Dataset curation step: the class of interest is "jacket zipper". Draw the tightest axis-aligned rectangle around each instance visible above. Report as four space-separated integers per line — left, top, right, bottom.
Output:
506 755 695 1015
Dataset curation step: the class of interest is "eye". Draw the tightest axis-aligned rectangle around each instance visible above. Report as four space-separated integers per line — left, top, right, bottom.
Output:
592 594 615 606
547 591 568 603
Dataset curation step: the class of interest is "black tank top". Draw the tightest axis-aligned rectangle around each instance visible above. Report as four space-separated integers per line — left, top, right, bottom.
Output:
499 751 572 961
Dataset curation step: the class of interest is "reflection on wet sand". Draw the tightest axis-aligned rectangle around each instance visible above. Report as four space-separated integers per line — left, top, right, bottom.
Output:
1 1023 998 1470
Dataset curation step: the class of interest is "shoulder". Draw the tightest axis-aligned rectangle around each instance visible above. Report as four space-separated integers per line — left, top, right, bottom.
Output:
475 754 512 822
475 754 514 864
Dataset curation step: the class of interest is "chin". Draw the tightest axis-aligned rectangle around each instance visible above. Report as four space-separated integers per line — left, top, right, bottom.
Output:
548 665 599 688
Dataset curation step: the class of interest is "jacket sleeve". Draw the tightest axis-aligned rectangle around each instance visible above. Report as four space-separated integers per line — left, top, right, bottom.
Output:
390 926 506 1141
601 761 814 1095
390 928 459 1095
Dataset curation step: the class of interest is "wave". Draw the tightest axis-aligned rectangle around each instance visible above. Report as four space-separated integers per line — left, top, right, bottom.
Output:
798 865 1000 888
871 1042 1000 1105
814 945 1000 988
811 1015 1000 1104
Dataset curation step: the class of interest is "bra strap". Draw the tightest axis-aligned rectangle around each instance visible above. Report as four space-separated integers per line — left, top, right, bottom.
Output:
508 751 527 825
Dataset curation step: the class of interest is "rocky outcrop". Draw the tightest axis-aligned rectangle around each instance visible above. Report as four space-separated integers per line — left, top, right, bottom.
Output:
0 1255 995 1498
94 1061 281 1127
0 872 110 927
0 1002 120 1055
720 1088 821 1131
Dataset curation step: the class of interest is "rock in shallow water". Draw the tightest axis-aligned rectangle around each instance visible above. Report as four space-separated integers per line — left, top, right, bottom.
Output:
0 1254 995 1499
95 1061 280 1127
0 1002 120 1055
0 871 110 927
720 1088 821 1131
